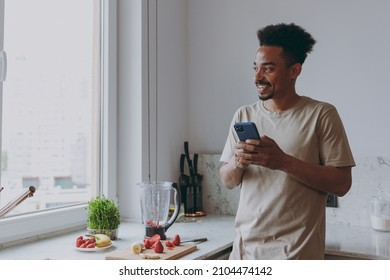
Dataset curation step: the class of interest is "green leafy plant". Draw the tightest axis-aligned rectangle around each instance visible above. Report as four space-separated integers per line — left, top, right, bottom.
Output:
87 196 121 230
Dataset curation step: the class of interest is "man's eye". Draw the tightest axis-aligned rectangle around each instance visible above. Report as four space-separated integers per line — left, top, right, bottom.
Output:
253 66 274 73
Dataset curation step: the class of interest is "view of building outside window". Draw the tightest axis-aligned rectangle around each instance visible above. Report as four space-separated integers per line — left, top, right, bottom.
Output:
0 0 100 215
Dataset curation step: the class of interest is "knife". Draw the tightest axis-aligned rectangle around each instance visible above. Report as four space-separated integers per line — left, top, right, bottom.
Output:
179 153 192 213
181 237 208 243
180 153 186 175
193 153 199 180
184 142 196 213
184 141 195 179
179 154 189 188
193 153 201 211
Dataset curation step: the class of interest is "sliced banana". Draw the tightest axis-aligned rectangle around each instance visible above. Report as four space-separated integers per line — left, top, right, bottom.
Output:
139 253 160 259
131 242 143 254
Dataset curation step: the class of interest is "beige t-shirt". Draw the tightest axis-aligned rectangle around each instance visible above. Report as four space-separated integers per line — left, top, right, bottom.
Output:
220 96 355 259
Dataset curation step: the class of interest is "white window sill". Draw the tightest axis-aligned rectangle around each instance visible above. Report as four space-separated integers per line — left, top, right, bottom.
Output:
0 204 86 247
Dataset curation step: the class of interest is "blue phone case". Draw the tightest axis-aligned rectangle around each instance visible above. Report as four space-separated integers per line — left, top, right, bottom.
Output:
234 122 260 141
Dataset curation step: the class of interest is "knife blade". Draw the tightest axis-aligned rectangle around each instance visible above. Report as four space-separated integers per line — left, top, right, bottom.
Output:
181 237 208 243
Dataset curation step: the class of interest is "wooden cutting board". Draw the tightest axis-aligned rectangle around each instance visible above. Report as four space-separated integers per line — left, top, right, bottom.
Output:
105 243 197 260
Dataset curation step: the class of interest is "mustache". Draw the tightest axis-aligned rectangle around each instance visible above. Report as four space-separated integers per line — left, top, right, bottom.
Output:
255 80 271 86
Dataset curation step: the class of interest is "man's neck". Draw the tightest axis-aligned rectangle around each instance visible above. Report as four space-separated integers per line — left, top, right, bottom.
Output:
263 93 301 112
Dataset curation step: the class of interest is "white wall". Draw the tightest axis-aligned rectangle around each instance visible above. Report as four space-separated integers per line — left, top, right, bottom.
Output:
118 0 390 220
155 0 188 181
187 0 390 158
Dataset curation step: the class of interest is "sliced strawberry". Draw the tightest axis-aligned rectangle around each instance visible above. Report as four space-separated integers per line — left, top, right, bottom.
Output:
144 239 151 249
149 234 161 246
165 240 174 247
76 236 84 247
153 241 164 253
172 234 181 246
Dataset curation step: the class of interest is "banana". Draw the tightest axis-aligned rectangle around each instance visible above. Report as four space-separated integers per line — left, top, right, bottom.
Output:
140 253 160 259
131 242 143 254
86 233 112 248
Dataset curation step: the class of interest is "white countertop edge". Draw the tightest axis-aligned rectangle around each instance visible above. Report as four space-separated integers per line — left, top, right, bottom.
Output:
1 214 390 260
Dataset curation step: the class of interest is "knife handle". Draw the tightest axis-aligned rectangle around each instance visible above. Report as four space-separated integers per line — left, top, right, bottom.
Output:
184 141 195 176
193 153 198 174
192 237 207 243
180 154 185 174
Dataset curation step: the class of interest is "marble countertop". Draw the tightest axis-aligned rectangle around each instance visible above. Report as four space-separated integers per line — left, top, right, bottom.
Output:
0 214 235 260
1 214 390 260
325 223 390 259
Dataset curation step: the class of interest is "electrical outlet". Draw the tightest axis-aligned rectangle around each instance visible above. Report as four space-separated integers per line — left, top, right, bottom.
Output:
326 194 337 207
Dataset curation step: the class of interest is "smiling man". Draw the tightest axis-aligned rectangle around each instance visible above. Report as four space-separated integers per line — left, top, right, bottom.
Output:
219 23 355 259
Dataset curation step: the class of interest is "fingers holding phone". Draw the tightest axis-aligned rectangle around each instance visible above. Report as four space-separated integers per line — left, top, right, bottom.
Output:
233 122 260 168
234 121 262 151
237 134 287 170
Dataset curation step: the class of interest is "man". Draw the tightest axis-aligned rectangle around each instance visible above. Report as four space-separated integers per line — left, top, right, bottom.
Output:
219 23 355 259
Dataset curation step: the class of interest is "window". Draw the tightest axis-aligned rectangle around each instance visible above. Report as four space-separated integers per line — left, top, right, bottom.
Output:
0 0 116 244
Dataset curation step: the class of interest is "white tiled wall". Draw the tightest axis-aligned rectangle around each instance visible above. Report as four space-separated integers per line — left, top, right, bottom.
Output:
197 154 390 228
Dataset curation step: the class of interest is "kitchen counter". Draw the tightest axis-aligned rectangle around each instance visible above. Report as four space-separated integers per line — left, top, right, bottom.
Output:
0 214 235 260
325 223 390 260
1 214 390 260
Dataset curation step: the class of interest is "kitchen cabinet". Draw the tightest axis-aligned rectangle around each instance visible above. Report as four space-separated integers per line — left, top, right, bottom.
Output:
198 244 232 260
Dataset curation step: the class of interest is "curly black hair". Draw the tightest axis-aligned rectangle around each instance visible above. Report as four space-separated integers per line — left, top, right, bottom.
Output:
257 23 316 65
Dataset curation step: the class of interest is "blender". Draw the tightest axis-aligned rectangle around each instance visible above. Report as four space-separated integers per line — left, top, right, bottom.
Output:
138 181 181 239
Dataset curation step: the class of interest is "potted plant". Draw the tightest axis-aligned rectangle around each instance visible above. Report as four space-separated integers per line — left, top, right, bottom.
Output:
86 196 121 240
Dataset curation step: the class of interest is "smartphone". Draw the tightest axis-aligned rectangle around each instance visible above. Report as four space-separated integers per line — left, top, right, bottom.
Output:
234 122 261 141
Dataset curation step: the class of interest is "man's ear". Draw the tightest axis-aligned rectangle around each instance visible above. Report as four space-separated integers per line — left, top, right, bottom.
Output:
290 63 302 79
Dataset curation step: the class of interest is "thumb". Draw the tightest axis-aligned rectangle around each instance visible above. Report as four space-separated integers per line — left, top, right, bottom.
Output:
260 135 276 145
260 135 272 142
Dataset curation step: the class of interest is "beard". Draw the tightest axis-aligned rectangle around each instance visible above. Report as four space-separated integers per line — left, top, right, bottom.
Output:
258 91 274 101
256 80 273 101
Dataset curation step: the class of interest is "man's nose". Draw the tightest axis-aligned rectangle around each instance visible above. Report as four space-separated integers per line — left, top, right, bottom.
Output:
254 68 264 81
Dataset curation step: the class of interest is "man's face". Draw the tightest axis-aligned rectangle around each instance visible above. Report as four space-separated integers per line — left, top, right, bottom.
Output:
253 46 296 101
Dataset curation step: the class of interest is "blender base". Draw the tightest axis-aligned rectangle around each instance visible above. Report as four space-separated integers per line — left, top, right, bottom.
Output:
185 211 206 217
145 226 167 240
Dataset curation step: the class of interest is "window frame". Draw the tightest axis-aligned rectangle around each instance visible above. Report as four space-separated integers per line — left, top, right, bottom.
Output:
0 0 4 171
0 0 117 246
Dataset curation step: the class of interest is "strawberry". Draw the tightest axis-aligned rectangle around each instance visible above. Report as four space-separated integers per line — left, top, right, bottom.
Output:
165 240 174 247
76 237 84 248
153 240 164 253
144 239 151 249
148 234 161 246
172 234 181 246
